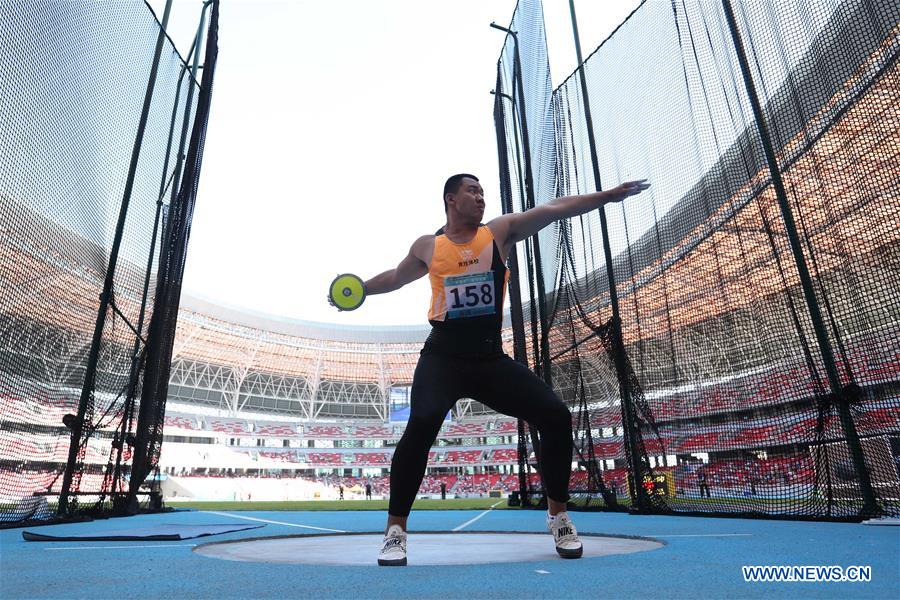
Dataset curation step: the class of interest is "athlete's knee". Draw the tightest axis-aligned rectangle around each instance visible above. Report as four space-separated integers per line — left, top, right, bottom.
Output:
405 411 445 441
541 401 572 436
394 422 434 457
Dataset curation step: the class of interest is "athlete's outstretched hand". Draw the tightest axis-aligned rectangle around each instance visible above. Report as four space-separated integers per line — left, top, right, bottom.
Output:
609 179 650 202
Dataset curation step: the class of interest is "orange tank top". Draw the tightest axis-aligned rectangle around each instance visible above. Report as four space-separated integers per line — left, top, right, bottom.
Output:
427 226 509 332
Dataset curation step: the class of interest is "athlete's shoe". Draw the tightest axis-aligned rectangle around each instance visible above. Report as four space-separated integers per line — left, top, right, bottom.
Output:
378 524 408 566
547 511 583 558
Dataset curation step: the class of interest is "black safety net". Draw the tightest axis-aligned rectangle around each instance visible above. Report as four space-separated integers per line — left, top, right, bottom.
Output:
495 0 899 519
0 0 217 525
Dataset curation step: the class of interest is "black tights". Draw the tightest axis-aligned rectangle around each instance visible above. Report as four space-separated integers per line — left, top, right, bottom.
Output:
388 350 573 517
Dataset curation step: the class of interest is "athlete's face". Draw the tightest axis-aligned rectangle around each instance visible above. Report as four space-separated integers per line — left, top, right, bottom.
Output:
448 178 485 221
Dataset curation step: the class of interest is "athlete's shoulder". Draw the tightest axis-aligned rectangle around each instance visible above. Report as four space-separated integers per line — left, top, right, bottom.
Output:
410 234 436 261
486 216 512 242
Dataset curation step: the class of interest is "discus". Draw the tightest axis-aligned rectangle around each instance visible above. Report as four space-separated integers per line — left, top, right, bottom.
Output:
328 273 366 311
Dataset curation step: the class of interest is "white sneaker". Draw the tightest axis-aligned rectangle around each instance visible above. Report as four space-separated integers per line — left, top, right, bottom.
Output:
547 512 583 558
378 524 408 566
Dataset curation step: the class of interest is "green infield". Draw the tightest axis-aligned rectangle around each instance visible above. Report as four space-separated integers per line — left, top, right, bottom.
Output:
166 497 510 512
165 494 815 513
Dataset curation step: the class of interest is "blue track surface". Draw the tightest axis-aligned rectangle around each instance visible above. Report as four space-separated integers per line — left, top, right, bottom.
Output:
2 509 897 598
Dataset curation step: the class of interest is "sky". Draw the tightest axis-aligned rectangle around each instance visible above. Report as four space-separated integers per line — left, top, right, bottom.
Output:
149 0 642 326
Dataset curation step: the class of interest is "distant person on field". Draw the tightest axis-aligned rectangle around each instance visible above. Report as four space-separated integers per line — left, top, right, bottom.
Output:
366 482 373 500
697 465 711 498
359 173 649 565
339 484 344 500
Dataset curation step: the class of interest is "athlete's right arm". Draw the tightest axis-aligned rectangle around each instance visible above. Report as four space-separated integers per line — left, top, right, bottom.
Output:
363 235 431 295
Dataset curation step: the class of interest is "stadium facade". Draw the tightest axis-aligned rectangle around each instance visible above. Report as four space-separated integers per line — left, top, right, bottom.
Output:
158 296 529 500
1 0 897 516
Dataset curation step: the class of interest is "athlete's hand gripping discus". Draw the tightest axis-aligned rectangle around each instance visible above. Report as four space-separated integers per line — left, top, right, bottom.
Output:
328 273 366 311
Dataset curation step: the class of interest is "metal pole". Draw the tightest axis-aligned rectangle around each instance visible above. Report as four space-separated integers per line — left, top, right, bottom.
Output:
498 46 544 386
493 85 535 506
169 2 210 207
492 90 527 221
490 22 553 388
492 91 530 368
514 103 545 390
126 0 212 510
59 0 175 515
720 0 877 514
109 18 203 500
567 0 624 321
567 0 649 510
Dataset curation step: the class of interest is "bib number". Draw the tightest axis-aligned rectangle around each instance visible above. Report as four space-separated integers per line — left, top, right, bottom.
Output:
444 272 495 319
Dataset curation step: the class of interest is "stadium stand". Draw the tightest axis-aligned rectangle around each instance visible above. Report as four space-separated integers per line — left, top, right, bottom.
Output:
308 453 343 466
489 449 518 463
164 415 202 431
3 216 897 507
306 426 346 438
254 424 298 437
208 419 248 435
352 453 391 467
492 420 519 434
441 450 484 465
444 423 490 437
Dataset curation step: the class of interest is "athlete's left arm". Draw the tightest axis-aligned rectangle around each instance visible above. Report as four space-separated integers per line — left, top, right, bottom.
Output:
489 180 650 253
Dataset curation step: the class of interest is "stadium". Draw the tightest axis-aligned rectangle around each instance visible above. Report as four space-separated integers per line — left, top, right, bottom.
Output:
113 279 900 507
4 162 899 512
160 294 527 501
1 0 899 597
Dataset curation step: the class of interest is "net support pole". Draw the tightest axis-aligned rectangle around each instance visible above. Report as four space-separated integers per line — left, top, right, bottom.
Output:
491 22 553 388
127 1 212 512
107 60 186 500
568 0 650 511
58 0 175 515
721 0 877 515
491 90 530 376
493 85 535 505
169 3 211 208
110 6 209 501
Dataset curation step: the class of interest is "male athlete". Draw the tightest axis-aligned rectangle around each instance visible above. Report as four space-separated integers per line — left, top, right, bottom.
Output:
363 174 649 565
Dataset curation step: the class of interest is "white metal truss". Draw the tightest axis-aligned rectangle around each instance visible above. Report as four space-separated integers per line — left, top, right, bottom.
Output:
308 351 323 413
167 353 397 419
166 308 423 419
454 398 479 420
171 321 202 361
169 345 408 421
313 379 385 419
0 313 117 390
233 336 262 415
239 371 313 420
375 344 389 416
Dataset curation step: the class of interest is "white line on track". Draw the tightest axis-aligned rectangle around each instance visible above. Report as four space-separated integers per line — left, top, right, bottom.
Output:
452 500 505 532
202 510 346 533
45 544 197 550
646 533 753 538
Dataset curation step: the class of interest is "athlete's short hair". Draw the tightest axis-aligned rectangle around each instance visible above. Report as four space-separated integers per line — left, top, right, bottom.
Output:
443 173 479 213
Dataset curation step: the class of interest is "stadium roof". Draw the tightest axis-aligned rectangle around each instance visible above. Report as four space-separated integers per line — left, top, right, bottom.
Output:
181 293 431 344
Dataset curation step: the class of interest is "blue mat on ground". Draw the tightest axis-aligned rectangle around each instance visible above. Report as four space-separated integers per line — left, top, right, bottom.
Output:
22 523 265 541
